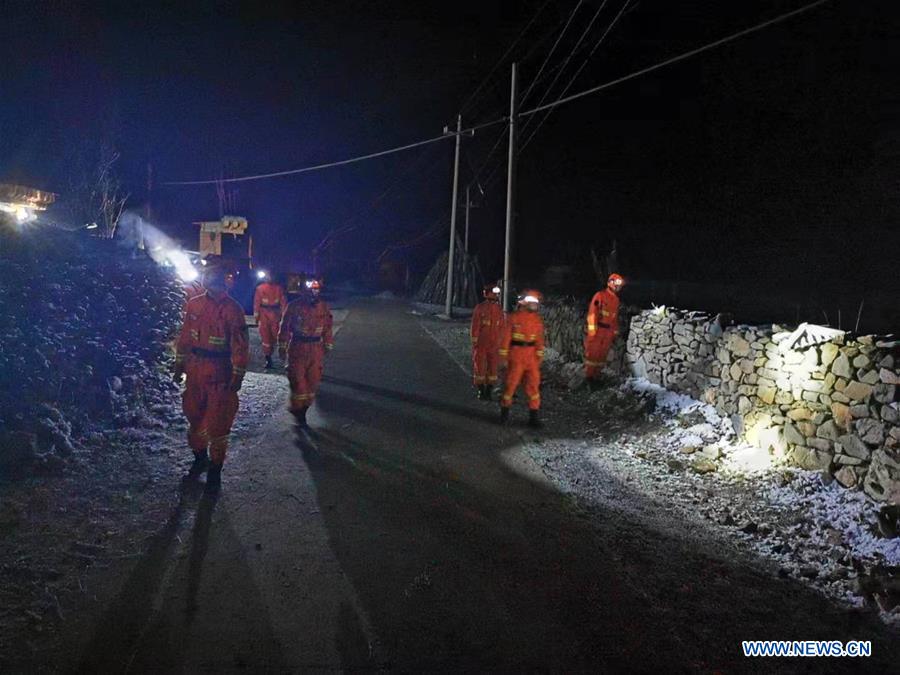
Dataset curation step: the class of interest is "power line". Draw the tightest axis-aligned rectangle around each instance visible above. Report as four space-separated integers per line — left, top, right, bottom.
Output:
521 0 632 152
165 0 831 188
520 0 832 119
519 0 610 138
164 118 506 186
520 0 585 105
479 0 831 197
472 0 602 184
459 0 556 116
378 0 833 258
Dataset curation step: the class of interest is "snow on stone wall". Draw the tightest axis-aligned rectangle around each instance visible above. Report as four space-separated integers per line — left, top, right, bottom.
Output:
626 307 900 504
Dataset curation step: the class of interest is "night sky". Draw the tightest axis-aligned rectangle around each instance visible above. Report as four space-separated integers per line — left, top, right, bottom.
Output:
2 0 898 326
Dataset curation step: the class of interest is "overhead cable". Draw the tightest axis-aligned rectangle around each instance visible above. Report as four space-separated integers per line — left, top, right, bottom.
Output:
519 0 831 119
522 0 632 151
519 0 610 136
164 118 506 186
459 0 556 115
165 0 830 187
519 0 585 105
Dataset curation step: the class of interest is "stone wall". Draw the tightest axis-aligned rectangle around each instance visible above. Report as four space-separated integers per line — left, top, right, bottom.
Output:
626 308 900 504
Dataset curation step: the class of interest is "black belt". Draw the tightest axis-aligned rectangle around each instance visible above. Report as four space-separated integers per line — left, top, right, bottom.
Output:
510 340 536 347
191 347 232 359
260 304 281 309
291 336 322 344
595 322 611 329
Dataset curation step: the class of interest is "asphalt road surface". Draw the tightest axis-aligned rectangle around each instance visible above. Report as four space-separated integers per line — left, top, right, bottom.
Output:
71 299 898 673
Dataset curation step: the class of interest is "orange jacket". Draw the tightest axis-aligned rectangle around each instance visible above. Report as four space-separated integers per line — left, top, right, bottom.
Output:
586 289 620 337
253 282 287 317
176 291 250 380
499 309 544 360
470 300 505 349
278 298 334 350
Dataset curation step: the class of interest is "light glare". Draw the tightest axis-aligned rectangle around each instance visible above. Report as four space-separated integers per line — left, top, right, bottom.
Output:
166 249 199 282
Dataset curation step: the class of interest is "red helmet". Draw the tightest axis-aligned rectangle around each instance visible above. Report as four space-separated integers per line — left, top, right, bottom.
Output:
607 273 625 292
483 282 501 300
304 277 322 296
517 289 542 308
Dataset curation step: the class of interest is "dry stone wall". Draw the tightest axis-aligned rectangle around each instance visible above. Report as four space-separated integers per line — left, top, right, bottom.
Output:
626 308 900 504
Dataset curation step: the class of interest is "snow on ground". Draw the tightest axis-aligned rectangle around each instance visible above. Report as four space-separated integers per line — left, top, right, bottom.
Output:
418 314 900 626
0 227 184 477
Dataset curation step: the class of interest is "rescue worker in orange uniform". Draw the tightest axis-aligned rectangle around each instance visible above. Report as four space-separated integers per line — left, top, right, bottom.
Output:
470 282 505 400
583 273 625 384
174 263 249 494
253 272 287 369
278 278 334 427
499 289 545 428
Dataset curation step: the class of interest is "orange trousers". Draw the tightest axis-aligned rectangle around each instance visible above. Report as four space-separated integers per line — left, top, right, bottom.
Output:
287 343 325 411
183 370 239 465
501 348 541 410
472 343 501 386
258 309 281 357
584 330 616 379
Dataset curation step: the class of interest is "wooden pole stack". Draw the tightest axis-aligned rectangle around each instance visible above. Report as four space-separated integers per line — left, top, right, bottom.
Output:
416 235 484 309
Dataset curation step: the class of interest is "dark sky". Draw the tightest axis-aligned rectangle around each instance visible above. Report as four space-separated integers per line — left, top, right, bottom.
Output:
3 0 899 321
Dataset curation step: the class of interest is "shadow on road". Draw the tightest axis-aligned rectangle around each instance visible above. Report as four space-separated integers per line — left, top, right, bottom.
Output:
75 485 193 673
323 374 499 424
185 494 216 622
74 479 288 672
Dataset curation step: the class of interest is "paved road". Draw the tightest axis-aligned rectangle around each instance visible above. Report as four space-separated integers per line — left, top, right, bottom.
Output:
72 300 898 673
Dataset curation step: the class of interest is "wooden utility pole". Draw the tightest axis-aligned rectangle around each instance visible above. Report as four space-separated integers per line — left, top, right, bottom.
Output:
444 113 463 317
464 184 471 253
502 63 518 312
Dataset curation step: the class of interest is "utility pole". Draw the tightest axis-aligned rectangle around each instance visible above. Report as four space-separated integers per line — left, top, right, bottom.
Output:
444 113 463 317
502 63 518 312
464 184 471 253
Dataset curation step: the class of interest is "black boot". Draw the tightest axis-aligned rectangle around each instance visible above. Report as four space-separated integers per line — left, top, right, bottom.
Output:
482 385 492 402
475 385 485 400
205 463 222 494
293 406 309 428
528 410 543 428
499 406 510 425
265 355 274 369
187 450 210 479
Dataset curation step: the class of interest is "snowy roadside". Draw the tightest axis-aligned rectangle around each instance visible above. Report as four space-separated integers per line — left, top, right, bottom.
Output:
417 312 900 627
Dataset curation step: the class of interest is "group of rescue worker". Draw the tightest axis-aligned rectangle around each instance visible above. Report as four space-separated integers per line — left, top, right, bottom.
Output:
174 262 333 494
471 273 625 428
173 258 624 493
